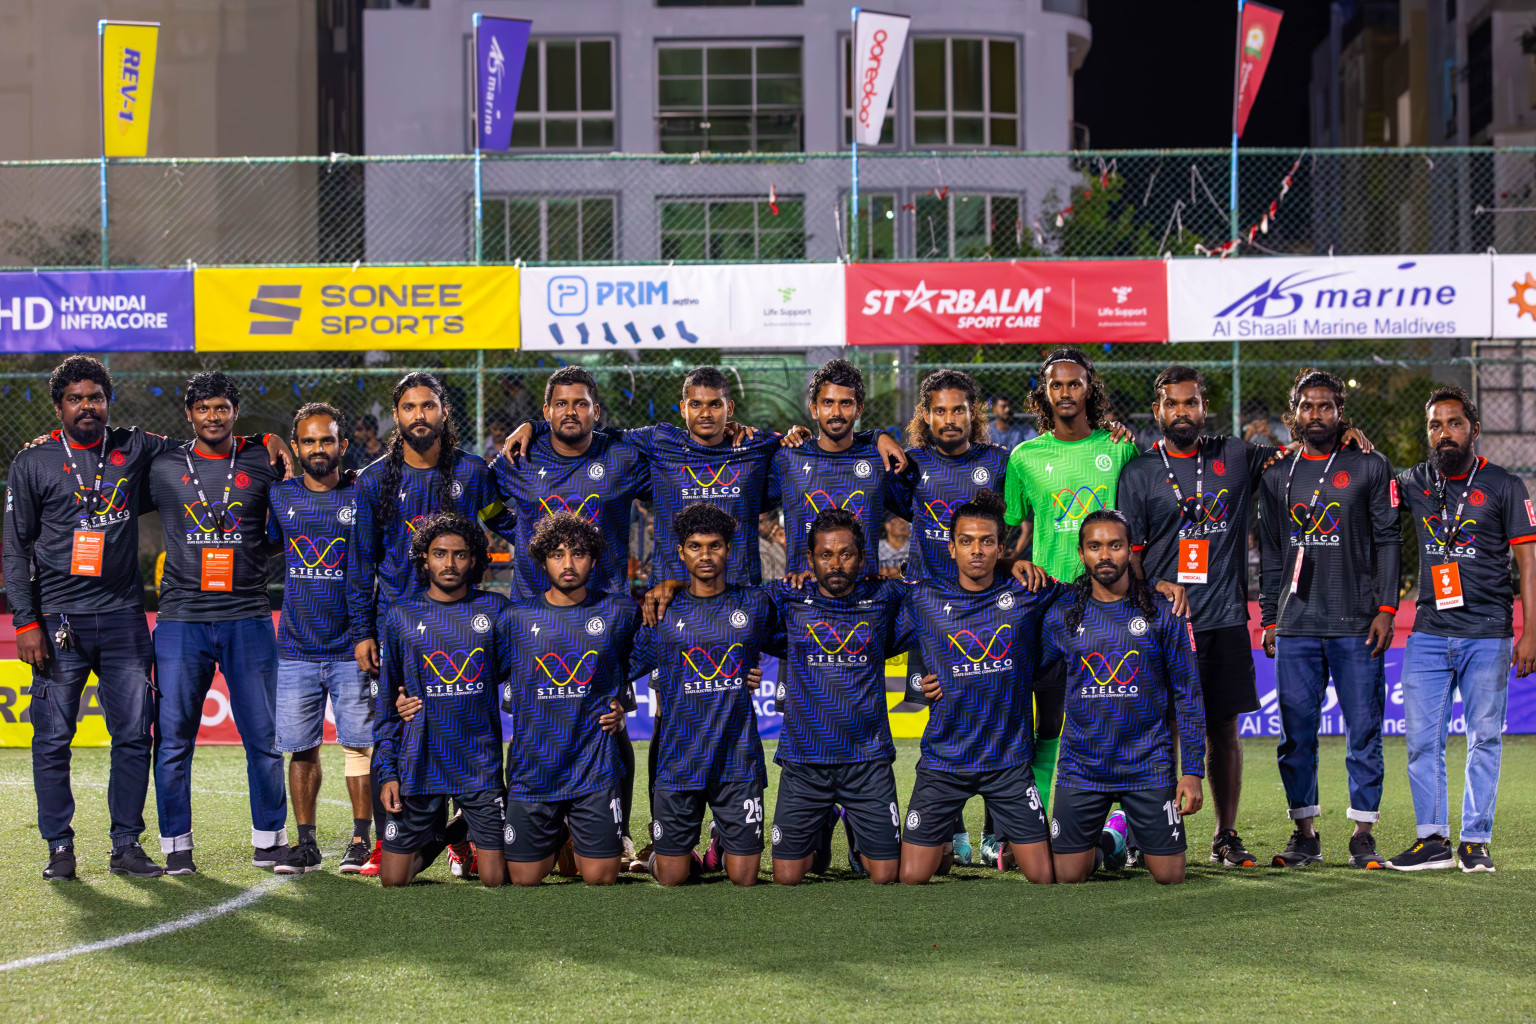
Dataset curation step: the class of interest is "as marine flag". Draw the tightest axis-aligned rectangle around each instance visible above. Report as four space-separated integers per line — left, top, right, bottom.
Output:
100 21 159 157
474 15 532 151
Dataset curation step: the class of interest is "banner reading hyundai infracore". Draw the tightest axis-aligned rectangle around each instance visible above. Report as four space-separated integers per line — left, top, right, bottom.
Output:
520 264 844 350
194 267 519 350
1168 254 1492 341
0 269 194 353
845 260 1168 345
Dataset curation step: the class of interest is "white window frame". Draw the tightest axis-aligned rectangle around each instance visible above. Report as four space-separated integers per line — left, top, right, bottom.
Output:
909 35 1020 149
658 195 806 261
480 194 619 263
655 41 804 153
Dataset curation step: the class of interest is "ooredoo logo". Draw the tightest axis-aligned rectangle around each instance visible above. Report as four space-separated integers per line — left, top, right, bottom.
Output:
857 29 888 129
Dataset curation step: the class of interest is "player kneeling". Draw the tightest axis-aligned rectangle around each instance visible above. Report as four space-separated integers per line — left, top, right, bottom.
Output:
1042 510 1205 885
374 514 510 888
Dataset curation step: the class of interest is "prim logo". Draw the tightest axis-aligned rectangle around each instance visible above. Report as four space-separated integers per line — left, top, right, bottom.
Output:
249 285 302 335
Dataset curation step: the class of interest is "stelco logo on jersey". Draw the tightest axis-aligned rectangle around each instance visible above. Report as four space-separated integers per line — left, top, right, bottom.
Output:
422 646 485 698
194 267 520 351
804 621 870 666
534 650 596 699
947 624 1014 677
681 463 744 500
288 535 347 580
1420 513 1478 558
682 642 746 694
1079 649 1141 698
1290 499 1344 547
74 476 132 530
181 498 244 545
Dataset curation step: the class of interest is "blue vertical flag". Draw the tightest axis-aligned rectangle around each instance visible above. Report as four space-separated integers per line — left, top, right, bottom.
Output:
474 15 532 152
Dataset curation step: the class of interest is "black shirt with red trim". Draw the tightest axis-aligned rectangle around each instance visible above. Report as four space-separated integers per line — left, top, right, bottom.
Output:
1398 457 1536 639
1258 445 1401 637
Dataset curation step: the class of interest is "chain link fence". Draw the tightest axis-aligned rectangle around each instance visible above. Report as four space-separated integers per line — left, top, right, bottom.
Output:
4 148 1536 268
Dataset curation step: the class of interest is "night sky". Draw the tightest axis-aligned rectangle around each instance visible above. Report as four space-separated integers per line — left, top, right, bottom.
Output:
1074 0 1335 149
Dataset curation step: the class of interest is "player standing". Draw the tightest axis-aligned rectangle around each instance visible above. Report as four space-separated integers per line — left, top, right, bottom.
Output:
1043 510 1206 885
373 514 509 887
1386 387 1536 873
1259 370 1400 869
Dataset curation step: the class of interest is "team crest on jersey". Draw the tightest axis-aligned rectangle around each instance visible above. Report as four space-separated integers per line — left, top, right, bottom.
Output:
233 471 250 490
385 822 398 840
338 506 356 525
109 449 126 466
905 810 920 830
504 824 516 846
1128 616 1149 636
472 614 491 633
1095 454 1112 472
586 616 605 636
971 467 990 485
503 684 512 702
450 480 464 499
1212 460 1226 476
771 825 782 846
854 460 873 479
1469 488 1487 507
588 462 606 481
997 592 1015 611
1332 471 1350 490
370 679 378 697
1051 818 1060 839
729 609 749 629
651 820 662 841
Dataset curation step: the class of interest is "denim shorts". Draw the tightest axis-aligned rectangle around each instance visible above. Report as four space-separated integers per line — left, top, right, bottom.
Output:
275 658 374 751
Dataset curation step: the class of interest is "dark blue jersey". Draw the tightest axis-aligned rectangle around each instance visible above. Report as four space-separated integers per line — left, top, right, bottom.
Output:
775 433 901 575
633 584 776 790
763 576 912 766
625 424 781 587
345 449 513 644
372 589 509 796
266 475 357 661
494 431 649 601
886 443 1012 582
499 590 641 802
1042 593 1206 792
898 577 1059 774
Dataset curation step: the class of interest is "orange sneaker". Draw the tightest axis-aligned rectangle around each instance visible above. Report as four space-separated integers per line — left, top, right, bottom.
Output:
358 840 383 877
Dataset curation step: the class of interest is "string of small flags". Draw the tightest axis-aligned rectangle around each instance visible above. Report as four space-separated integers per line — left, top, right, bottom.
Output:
1195 151 1305 258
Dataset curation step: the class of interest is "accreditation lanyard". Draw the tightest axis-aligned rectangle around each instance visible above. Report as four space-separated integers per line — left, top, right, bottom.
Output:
63 436 107 514
1434 459 1481 558
1281 447 1339 596
1156 441 1204 535
1159 441 1210 583
182 442 241 531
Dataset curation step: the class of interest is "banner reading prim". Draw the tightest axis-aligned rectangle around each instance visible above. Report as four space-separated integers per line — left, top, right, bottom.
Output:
0 269 194 352
194 266 519 351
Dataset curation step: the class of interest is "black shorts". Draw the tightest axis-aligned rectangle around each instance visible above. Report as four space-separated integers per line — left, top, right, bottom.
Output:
503 786 624 862
1051 784 1186 856
772 760 901 862
651 779 765 857
1194 624 1260 719
1033 661 1066 741
383 790 504 855
903 763 1048 848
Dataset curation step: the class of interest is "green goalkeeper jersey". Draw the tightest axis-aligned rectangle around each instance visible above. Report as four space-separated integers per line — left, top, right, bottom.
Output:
1002 430 1138 583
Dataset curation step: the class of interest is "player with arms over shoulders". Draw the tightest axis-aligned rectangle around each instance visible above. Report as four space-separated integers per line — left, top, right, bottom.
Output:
1043 510 1206 885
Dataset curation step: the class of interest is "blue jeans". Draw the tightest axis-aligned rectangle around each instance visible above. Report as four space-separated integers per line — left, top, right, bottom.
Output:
29 611 155 852
1400 632 1510 843
153 617 287 851
275 659 374 751
1274 634 1386 822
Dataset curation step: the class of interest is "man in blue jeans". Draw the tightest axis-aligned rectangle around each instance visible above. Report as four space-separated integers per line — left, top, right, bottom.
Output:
148 371 288 874
1258 370 1400 869
1387 386 1536 873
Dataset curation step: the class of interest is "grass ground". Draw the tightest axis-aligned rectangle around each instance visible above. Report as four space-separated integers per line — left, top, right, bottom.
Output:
1 737 1533 1022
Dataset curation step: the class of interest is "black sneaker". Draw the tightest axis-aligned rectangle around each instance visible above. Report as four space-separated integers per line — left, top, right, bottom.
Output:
164 850 197 875
274 838 323 875
1271 828 1323 867
43 845 77 881
1386 835 1453 872
1347 831 1384 869
253 843 292 869
338 838 371 874
109 843 165 878
1211 829 1257 867
1458 841 1496 873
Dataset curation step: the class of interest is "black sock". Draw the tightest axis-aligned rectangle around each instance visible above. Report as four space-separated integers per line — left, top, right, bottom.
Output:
370 771 388 839
298 824 316 845
352 818 371 843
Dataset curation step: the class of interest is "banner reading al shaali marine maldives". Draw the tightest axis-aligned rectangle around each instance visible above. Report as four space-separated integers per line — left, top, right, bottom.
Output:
194 266 519 351
1168 254 1492 341
521 264 844 350
0 269 194 352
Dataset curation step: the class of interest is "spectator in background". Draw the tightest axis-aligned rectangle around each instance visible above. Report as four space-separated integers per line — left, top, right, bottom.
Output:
988 395 1036 452
877 515 910 578
758 510 786 582
502 376 538 426
344 414 384 472
482 412 514 462
1242 399 1290 448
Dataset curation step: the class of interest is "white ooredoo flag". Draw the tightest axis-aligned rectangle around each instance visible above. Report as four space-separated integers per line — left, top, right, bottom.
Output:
851 9 910 146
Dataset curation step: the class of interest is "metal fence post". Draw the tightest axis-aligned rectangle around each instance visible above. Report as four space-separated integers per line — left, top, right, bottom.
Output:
476 350 485 453
1230 338 1242 436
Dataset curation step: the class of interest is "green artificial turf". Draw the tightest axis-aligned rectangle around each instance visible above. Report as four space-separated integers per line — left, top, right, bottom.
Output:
1 737 1533 1022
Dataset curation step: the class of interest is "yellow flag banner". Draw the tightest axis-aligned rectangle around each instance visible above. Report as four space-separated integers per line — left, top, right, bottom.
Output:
100 21 159 158
194 266 521 351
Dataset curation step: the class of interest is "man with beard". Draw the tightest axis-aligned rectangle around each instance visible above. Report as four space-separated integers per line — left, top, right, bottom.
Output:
1386 387 1536 874
1119 366 1373 869
1258 369 1400 870
4 357 286 881
265 403 374 875
1042 510 1205 885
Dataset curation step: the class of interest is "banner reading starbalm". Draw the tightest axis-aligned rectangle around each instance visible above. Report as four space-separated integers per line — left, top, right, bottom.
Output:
194 267 519 351
0 270 193 352
1168 255 1491 342
521 264 843 349
100 21 159 157
846 261 1167 345
851 9 910 146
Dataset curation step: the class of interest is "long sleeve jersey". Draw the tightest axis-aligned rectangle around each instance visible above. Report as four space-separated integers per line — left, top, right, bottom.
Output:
1258 446 1401 636
775 432 902 575
1042 592 1206 791
885 442 1012 582
265 475 358 661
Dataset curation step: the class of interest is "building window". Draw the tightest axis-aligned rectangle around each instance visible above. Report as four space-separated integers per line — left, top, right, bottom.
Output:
502 39 615 150
845 193 898 259
842 37 896 147
659 196 805 260
1467 19 1491 137
911 37 1018 147
482 196 617 262
657 43 803 153
912 192 1027 258
658 0 801 5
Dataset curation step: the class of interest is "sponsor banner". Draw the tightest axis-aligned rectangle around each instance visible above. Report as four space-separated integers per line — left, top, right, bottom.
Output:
474 15 532 152
0 269 194 352
846 260 1167 345
101 21 159 157
1234 3 1283 137
1491 254 1536 338
521 264 843 350
851 9 910 147
194 267 519 351
1169 254 1492 342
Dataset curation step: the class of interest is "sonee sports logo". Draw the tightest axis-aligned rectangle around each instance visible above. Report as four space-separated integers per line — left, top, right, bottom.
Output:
249 285 302 335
